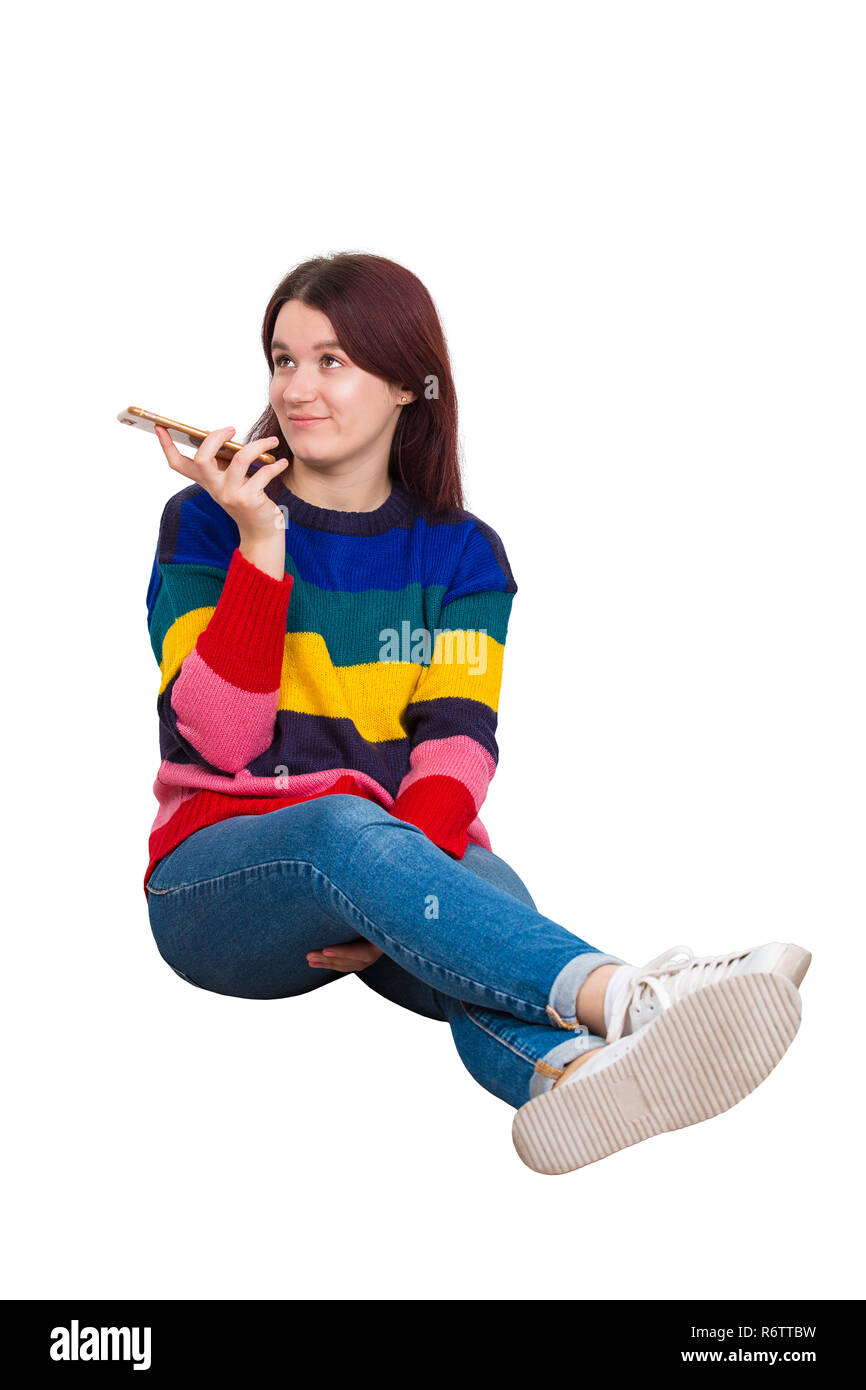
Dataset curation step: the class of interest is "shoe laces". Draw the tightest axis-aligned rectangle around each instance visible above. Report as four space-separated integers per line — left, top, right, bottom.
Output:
604 943 751 1043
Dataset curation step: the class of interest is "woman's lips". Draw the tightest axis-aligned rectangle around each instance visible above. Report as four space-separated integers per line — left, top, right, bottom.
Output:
289 416 329 428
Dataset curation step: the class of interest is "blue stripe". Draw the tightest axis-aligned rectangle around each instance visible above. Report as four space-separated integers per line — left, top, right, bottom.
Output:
164 489 511 594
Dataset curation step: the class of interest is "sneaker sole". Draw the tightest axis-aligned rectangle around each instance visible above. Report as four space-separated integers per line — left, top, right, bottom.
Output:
774 945 811 989
512 972 802 1175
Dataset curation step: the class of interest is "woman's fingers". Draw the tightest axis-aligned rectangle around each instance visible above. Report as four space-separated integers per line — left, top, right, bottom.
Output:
308 955 379 972
155 423 289 541
154 424 234 482
154 423 206 480
324 942 382 962
155 423 281 488
308 956 358 972
216 431 282 488
307 942 384 973
240 453 291 493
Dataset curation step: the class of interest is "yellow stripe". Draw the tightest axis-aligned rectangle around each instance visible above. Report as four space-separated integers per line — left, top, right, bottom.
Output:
159 608 213 695
158 616 503 739
277 634 419 740
406 631 505 711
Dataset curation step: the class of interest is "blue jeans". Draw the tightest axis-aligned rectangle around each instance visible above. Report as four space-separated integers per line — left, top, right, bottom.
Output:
144 795 628 1109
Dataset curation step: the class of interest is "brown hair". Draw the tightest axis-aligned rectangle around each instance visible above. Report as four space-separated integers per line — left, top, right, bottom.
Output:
246 252 464 513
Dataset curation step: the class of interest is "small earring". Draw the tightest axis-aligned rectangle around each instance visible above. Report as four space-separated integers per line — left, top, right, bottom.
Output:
401 396 406 402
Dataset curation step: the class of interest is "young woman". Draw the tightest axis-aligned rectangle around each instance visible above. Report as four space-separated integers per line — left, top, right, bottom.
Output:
144 252 810 1175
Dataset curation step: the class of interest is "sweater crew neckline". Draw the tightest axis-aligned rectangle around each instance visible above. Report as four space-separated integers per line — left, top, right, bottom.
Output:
273 477 418 535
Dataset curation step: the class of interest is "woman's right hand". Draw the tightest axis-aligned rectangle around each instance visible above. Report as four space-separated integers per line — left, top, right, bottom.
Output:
155 424 290 547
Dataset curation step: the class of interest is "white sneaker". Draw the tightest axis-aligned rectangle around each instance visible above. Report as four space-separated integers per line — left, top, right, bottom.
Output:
512 972 802 1175
605 941 811 1044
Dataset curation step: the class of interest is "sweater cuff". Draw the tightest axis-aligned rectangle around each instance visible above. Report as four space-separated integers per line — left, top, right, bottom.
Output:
390 776 477 859
195 546 293 692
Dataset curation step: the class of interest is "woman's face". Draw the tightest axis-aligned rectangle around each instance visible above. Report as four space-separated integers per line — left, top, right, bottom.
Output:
268 299 410 471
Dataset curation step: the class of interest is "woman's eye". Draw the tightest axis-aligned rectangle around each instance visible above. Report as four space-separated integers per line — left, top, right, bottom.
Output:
274 354 342 368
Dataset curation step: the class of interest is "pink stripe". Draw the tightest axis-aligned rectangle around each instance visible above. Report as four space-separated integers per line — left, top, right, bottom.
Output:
149 779 201 832
466 818 492 851
149 762 492 852
153 759 393 806
396 735 495 809
172 649 280 772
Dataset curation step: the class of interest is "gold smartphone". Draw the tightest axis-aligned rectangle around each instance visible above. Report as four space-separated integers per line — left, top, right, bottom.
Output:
117 406 277 467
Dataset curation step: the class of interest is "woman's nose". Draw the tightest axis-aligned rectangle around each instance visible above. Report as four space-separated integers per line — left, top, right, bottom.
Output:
283 361 319 400
284 384 317 407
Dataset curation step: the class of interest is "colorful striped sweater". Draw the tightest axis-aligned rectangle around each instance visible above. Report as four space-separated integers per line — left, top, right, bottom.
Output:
144 477 517 897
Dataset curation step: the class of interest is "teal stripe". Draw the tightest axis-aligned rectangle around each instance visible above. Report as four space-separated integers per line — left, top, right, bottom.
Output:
438 592 513 643
149 561 514 667
287 577 429 664
148 564 232 664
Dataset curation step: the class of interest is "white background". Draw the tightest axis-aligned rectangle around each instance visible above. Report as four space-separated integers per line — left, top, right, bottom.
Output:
2 0 862 1301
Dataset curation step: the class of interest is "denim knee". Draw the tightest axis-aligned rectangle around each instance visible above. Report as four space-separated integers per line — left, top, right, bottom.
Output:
309 792 394 833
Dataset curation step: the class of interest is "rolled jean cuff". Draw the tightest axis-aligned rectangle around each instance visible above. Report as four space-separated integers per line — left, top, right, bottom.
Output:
545 951 629 1030
529 1031 609 1102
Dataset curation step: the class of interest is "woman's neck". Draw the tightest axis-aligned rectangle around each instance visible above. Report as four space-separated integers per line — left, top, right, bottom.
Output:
282 459 392 513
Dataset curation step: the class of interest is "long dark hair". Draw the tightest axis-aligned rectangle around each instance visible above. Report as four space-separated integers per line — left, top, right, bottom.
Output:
245 252 464 513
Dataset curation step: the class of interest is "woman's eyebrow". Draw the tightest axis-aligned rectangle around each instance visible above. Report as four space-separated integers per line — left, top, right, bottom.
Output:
270 339 343 353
